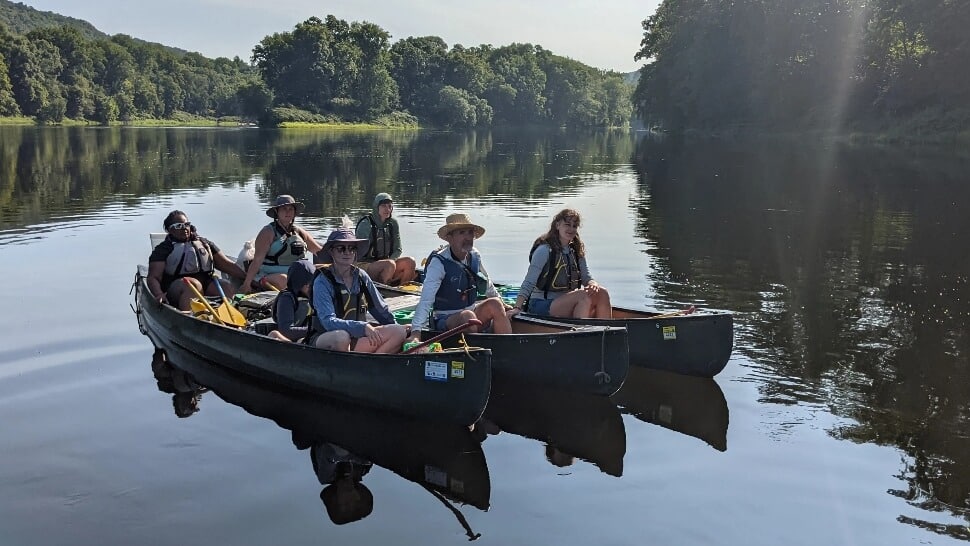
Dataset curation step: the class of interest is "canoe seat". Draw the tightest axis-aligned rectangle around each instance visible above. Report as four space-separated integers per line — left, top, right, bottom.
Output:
149 232 166 248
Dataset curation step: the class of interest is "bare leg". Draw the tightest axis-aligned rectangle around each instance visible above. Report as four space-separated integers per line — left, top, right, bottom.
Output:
444 310 480 331
353 324 408 353
267 330 292 342
168 278 204 311
261 273 287 291
588 286 612 318
363 261 395 284
313 330 352 351
549 289 592 319
389 256 417 285
474 297 513 334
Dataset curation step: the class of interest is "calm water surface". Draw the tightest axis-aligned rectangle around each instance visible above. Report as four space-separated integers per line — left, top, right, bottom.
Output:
1 126 968 545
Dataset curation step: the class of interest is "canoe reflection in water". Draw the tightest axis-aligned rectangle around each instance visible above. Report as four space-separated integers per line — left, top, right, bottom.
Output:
612 365 730 452
479 378 626 476
147 343 490 538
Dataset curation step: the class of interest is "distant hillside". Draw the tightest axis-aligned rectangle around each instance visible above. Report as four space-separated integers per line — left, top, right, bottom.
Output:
0 0 188 56
624 70 640 85
0 0 106 41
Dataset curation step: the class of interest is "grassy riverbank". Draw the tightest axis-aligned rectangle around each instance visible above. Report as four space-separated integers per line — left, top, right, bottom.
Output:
0 117 415 129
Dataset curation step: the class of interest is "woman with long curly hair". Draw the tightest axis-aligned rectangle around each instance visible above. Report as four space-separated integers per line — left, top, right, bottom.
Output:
513 209 611 319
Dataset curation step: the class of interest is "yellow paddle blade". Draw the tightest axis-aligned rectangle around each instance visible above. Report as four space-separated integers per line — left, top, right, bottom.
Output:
190 299 209 315
216 300 248 327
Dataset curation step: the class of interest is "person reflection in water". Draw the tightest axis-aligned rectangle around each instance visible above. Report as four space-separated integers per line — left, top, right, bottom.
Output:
545 445 576 468
311 442 374 525
150 349 205 418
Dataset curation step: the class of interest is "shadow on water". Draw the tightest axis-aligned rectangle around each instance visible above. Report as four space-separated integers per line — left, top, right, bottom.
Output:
612 366 729 452
480 377 626 477
148 345 489 538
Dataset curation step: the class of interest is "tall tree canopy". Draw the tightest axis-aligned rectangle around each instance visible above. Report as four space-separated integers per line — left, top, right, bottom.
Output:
633 0 970 131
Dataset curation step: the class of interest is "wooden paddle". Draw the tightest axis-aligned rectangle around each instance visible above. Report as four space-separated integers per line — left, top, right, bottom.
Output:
212 276 247 327
402 319 483 354
650 305 697 320
183 278 225 326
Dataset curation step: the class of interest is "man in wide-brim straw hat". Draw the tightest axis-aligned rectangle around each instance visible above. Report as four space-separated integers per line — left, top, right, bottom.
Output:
409 212 518 336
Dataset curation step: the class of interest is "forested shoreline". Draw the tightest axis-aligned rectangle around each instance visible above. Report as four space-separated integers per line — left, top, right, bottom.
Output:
633 0 970 141
0 2 632 128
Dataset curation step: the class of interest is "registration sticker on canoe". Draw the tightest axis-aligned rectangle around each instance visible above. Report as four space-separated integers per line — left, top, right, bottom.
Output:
662 325 677 340
425 465 448 487
451 361 465 379
425 361 448 381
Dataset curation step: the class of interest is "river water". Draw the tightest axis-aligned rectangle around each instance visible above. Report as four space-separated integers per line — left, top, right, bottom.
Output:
0 126 967 544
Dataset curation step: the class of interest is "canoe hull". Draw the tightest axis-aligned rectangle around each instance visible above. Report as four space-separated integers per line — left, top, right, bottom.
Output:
423 314 629 396
521 306 733 377
134 271 491 426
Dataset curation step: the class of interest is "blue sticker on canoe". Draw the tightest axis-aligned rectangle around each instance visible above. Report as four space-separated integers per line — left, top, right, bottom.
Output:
425 360 448 382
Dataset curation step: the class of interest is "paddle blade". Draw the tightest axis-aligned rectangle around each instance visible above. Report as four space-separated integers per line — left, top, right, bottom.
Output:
217 300 248 327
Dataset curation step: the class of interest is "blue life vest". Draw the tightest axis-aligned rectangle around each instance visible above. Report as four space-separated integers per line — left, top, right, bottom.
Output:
427 248 488 312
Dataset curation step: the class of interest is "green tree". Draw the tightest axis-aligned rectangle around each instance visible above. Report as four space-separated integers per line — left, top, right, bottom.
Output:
348 21 396 118
252 16 337 112
92 90 117 124
486 44 546 123
390 35 448 117
236 78 274 122
0 50 20 115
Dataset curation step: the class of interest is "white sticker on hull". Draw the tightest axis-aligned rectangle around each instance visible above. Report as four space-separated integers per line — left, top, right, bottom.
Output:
425 360 448 381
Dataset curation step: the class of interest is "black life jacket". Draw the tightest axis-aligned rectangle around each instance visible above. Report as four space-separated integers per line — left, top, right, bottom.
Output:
310 265 373 322
355 215 394 261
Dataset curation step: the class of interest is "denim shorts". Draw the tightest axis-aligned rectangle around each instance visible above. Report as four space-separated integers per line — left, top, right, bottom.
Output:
433 314 451 331
527 298 553 316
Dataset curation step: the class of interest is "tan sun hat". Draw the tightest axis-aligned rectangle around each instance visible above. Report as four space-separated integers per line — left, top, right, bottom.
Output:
437 212 486 240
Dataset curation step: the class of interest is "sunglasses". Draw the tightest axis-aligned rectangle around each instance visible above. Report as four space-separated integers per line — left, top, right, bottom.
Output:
167 221 192 230
331 244 357 254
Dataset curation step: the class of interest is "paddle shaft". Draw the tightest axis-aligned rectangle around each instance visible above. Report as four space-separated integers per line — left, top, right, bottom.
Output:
182 278 225 326
651 305 697 320
403 319 482 354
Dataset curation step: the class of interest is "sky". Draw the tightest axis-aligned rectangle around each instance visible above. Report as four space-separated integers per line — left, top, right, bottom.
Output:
21 0 659 73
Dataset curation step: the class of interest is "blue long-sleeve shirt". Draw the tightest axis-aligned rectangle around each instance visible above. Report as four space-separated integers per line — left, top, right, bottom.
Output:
311 267 396 338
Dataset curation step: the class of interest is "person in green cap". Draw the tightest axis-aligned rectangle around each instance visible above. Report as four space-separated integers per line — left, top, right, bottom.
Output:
354 193 417 286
